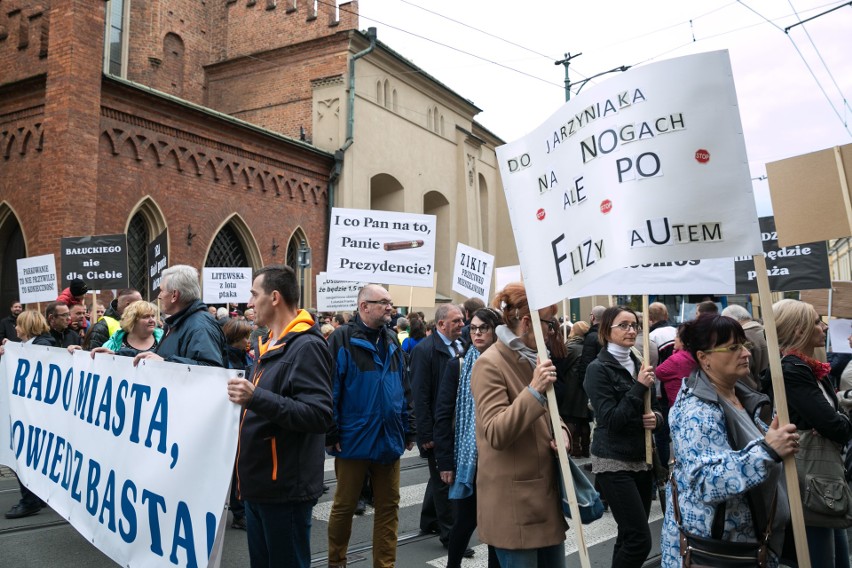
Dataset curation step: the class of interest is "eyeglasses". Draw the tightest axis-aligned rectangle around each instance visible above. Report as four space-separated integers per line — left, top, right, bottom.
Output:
543 319 559 332
469 324 492 335
704 342 754 354
365 299 393 307
611 322 639 331
53 312 71 319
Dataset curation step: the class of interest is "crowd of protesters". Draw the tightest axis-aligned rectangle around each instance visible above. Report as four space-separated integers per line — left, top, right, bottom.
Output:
3 271 852 568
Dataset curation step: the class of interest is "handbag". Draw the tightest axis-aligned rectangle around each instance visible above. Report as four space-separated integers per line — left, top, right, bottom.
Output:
556 455 605 524
795 428 852 528
671 475 775 567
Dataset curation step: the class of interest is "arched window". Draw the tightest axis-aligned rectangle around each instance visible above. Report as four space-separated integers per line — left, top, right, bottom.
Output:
376 81 383 106
127 212 150 297
0 204 26 311
427 108 433 130
433 106 439 132
206 224 250 268
383 80 390 108
162 33 185 97
392 89 398 112
440 115 445 136
286 228 308 273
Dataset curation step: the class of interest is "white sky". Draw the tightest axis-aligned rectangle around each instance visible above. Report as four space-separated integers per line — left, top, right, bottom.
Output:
355 0 852 215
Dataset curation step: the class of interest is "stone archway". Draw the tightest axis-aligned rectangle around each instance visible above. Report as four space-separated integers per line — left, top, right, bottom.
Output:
0 203 27 310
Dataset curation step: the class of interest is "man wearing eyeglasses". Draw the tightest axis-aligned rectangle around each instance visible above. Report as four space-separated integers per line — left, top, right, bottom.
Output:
45 301 80 348
326 284 416 568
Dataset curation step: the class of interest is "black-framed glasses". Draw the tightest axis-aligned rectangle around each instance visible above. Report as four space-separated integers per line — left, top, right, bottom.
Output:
365 299 393 307
544 319 559 332
704 342 754 354
611 322 639 331
469 324 492 335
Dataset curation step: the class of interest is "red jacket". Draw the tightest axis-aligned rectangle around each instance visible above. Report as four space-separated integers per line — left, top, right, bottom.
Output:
56 287 84 307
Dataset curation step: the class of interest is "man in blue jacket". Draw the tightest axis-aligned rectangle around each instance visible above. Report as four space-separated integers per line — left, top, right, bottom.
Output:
228 265 333 568
326 284 415 568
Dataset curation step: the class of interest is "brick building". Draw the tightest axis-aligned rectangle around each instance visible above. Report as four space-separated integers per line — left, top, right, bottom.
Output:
0 0 516 311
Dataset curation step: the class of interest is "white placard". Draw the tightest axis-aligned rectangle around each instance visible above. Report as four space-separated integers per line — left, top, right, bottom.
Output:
572 258 736 296
451 243 495 302
829 319 852 354
316 273 366 312
497 50 762 309
494 265 522 295
0 343 241 568
202 267 252 305
325 208 436 287
16 254 59 304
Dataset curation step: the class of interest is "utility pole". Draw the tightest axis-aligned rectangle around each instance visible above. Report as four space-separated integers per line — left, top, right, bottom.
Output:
554 52 582 101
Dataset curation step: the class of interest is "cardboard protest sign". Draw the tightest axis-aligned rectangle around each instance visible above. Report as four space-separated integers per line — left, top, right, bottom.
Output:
316 273 366 312
0 343 241 567
388 277 437 309
326 208 436 287
16 254 59 303
828 319 852 354
203 267 252 305
451 243 495 302
148 230 168 297
767 143 852 247
801 281 852 318
734 216 830 293
61 234 129 290
496 50 762 309
573 257 735 296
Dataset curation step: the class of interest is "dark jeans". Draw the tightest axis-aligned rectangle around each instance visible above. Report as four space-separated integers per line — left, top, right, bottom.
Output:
447 486 500 568
229 469 244 519
18 480 45 508
419 450 453 543
244 499 316 568
596 469 653 568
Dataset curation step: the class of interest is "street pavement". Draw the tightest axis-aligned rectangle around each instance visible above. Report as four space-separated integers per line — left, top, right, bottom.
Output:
0 454 666 567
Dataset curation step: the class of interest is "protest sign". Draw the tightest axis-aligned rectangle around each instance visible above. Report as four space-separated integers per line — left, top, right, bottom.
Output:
17 254 58 303
801 281 852 318
497 50 762 309
316 273 366 312
389 276 438 309
148 230 168 297
451 243 494 302
325 208 436 287
828 319 852 354
734 216 830 293
61 234 129 290
573 257 735 296
202 267 252 305
0 343 241 567
494 265 522 294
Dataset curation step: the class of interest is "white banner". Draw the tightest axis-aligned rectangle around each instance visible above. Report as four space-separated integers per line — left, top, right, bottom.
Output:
451 243 495 302
829 319 852 354
17 254 59 304
202 267 252 305
325 208 436 287
497 50 762 309
0 343 241 567
316 273 366 312
494 265 522 295
572 258 736 296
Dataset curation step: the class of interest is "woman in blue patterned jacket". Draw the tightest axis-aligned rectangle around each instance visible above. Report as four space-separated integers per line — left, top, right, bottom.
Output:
661 315 799 567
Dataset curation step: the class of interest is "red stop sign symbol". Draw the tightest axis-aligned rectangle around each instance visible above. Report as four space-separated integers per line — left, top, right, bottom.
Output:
600 199 613 214
536 208 546 221
695 149 710 163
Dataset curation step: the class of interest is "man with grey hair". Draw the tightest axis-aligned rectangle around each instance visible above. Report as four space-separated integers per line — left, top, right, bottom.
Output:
721 304 768 390
578 305 608 385
136 264 225 367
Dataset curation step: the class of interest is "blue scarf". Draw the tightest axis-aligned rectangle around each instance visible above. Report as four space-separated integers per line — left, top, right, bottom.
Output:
449 347 480 499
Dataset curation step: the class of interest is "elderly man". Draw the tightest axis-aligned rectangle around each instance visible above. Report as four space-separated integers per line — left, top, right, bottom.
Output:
136 265 225 367
411 304 468 553
648 302 677 365
577 305 607 384
721 304 768 391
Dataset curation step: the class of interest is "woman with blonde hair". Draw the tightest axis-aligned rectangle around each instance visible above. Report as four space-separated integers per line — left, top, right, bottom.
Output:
101 300 164 357
774 298 852 568
472 282 569 567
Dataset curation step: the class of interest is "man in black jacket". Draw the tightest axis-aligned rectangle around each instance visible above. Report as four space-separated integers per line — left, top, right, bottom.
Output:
577 305 607 386
45 301 80 348
0 300 22 343
227 265 333 568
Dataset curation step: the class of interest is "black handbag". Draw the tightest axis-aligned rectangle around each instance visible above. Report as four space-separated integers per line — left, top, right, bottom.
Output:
671 475 775 567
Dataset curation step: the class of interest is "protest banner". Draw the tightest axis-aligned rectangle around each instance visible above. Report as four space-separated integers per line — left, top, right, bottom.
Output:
325 208 436 287
828 319 852 354
61 234 129 290
17 254 59 304
316 273 366 312
388 276 438 310
734 216 830 293
0 343 241 567
801 281 852 318
497 50 762 311
202 267 252 305
573 257 736 296
494 265 521 294
148 230 168 297
451 243 494 302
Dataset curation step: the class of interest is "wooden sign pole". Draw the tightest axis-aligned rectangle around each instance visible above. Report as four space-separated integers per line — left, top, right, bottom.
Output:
754 253 810 567
562 299 569 342
642 295 653 465
529 309 591 568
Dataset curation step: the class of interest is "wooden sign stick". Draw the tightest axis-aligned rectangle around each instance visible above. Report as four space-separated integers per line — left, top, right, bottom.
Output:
530 308 591 568
642 295 653 465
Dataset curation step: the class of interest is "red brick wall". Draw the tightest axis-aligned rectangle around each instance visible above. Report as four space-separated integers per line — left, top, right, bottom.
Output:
0 2 50 85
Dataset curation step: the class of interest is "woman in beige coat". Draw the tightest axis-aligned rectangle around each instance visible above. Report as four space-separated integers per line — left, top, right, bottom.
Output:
472 282 569 567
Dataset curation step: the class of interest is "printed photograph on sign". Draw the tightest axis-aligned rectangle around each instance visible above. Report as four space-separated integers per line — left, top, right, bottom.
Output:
326 208 437 287
202 267 252 305
452 243 495 302
496 50 762 309
16 254 58 304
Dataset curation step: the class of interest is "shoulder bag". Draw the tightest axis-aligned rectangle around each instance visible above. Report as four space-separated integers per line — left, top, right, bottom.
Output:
796 428 852 527
556 455 605 524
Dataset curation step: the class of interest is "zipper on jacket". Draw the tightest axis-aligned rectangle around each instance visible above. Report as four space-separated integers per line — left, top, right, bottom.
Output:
270 437 278 481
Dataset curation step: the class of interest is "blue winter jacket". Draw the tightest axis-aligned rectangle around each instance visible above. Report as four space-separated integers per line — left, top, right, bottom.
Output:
326 316 416 464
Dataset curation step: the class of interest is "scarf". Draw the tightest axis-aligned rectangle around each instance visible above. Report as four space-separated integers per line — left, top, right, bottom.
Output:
450 347 480 499
607 342 635 377
496 324 537 368
783 350 831 380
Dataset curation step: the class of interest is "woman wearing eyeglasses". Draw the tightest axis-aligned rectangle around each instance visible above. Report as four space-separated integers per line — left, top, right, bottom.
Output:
774 299 852 568
434 307 503 568
583 306 663 568
660 314 797 567
471 283 569 567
